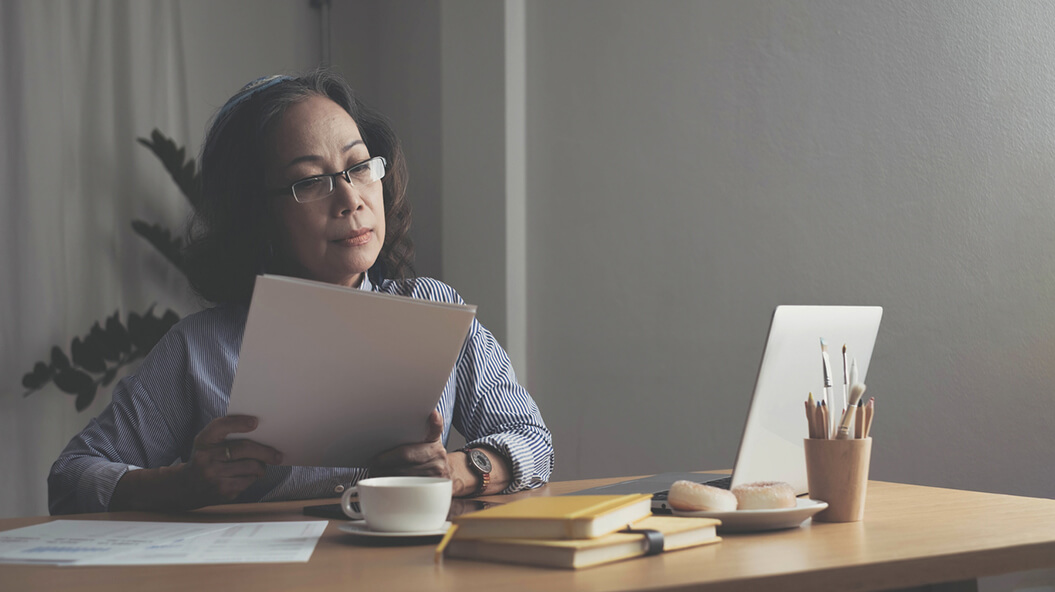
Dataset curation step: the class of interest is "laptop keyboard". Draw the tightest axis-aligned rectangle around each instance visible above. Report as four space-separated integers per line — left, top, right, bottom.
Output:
652 475 732 502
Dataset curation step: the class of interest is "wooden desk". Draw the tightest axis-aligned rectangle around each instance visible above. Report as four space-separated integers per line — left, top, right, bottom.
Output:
3 478 1055 592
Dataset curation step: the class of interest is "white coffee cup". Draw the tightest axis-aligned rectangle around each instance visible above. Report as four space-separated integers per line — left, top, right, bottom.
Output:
340 476 453 532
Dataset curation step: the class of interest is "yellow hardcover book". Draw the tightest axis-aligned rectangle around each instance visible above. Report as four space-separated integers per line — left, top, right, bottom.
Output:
448 494 654 540
444 515 721 569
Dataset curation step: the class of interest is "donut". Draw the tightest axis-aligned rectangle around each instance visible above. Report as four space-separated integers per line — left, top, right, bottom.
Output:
667 480 738 512
731 481 796 510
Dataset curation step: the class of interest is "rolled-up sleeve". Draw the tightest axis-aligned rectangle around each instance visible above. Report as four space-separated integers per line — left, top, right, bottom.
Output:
453 319 554 493
47 373 185 514
47 321 203 515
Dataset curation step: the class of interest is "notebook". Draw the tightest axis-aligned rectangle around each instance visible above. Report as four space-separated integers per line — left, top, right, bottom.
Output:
567 305 883 512
442 514 721 569
446 494 654 540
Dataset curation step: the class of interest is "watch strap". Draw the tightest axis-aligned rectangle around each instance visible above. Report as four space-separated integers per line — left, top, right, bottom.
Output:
463 447 491 496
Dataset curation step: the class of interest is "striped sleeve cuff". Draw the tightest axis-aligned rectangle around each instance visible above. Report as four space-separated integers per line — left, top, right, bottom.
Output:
77 462 139 513
469 429 553 494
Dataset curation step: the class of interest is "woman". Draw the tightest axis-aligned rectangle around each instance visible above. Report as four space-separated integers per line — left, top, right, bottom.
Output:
48 70 553 514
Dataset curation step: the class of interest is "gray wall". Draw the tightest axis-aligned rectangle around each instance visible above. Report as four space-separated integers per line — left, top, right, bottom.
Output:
523 0 1055 497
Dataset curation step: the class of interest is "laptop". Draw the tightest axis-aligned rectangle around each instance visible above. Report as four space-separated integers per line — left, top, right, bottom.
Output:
566 305 883 512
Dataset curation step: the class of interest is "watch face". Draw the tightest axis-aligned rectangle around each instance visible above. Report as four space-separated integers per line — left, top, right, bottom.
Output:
469 449 492 473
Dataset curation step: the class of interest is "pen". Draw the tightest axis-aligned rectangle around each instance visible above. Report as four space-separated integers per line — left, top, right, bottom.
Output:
820 338 834 437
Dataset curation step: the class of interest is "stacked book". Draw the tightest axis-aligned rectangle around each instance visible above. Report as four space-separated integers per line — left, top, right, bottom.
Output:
437 494 721 569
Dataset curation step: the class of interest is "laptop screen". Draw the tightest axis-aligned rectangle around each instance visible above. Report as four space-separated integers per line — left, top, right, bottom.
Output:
730 305 882 494
564 305 883 504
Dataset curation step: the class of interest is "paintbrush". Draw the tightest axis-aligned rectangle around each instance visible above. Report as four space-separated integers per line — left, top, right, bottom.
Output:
820 338 834 437
841 344 849 410
863 397 875 437
835 383 867 439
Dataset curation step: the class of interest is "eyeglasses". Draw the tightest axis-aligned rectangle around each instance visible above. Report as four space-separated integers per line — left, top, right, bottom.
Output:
287 156 387 203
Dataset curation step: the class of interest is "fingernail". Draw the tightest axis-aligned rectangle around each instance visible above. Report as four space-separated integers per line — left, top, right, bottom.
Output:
249 417 258 428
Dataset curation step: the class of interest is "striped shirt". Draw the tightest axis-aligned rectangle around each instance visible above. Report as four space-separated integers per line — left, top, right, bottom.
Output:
48 275 553 514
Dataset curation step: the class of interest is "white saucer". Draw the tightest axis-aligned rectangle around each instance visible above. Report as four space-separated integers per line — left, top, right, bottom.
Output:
671 498 829 532
338 520 451 538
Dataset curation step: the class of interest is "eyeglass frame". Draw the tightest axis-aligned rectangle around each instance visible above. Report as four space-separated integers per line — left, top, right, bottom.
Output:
275 156 388 203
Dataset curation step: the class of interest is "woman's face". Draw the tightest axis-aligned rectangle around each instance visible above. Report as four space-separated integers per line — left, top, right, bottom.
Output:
266 95 386 288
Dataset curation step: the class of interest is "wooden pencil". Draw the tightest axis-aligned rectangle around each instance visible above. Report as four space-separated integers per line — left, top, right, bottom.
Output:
806 393 816 438
816 401 822 439
820 401 830 439
805 400 814 439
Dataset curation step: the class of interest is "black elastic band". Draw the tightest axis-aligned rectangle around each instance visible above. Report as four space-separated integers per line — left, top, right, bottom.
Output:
621 527 665 556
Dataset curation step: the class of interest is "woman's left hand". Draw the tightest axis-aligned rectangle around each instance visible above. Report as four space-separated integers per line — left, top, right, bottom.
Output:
367 410 451 478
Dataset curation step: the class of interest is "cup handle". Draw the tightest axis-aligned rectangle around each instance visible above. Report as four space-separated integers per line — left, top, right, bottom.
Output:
341 486 364 520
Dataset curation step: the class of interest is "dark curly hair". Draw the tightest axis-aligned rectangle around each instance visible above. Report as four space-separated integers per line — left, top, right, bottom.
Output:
183 69 414 305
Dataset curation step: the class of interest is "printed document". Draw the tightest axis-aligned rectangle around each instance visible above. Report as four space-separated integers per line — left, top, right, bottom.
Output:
226 274 477 467
0 520 327 566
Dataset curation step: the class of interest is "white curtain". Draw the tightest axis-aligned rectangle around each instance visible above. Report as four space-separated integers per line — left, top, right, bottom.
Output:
0 0 194 518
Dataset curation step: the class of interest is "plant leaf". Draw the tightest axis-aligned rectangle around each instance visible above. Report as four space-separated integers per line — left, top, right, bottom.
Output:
87 323 119 362
54 368 93 395
147 308 174 352
128 305 164 353
71 336 107 374
160 308 180 327
137 129 202 210
101 368 118 386
51 346 70 371
75 382 99 412
22 361 52 390
104 313 132 356
131 220 184 273
128 311 144 350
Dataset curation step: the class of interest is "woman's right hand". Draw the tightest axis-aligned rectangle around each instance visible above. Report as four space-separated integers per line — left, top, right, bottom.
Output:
181 415 284 507
110 415 283 512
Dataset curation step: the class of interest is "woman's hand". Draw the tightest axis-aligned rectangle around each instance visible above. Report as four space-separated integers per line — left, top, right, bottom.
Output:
110 415 282 512
181 415 284 507
368 410 451 479
367 411 512 497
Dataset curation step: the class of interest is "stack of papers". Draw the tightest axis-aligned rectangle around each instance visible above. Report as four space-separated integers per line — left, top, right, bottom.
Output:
227 274 477 467
0 520 327 566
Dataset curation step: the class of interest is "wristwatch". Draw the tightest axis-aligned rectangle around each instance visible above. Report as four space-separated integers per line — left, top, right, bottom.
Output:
463 448 492 496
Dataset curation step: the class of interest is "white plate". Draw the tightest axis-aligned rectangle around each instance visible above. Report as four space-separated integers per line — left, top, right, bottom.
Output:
671 498 828 532
338 520 451 538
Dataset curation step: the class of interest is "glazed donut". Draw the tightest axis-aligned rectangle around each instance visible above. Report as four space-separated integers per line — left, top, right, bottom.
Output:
667 480 738 512
731 481 796 510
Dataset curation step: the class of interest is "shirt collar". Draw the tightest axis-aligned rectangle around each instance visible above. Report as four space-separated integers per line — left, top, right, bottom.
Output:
359 272 375 292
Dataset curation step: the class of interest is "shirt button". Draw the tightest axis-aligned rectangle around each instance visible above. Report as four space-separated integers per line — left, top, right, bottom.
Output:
334 484 346 493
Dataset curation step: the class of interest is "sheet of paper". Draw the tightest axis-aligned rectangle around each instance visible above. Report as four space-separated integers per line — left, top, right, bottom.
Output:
0 520 230 565
0 520 327 566
78 521 328 565
226 274 477 467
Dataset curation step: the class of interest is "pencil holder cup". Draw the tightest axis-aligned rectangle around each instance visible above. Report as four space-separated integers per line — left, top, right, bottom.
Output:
804 437 872 522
